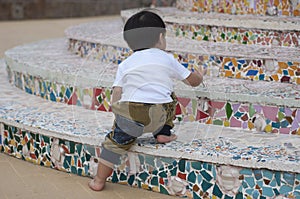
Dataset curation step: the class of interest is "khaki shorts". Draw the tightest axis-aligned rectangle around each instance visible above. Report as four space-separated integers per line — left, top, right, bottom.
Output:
99 93 177 168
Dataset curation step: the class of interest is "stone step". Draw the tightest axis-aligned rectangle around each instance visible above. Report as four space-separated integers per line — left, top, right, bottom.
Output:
4 39 300 134
121 7 300 48
64 18 300 85
1 59 300 198
175 0 300 17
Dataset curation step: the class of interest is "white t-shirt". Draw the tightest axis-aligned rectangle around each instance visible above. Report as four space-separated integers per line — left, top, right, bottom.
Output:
112 48 191 103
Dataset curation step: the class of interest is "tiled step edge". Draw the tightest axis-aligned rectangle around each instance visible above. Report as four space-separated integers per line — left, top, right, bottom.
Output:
64 18 300 62
0 59 300 173
4 39 300 108
121 7 300 31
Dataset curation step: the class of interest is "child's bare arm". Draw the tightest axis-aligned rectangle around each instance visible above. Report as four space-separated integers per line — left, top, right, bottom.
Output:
183 67 207 87
112 86 122 103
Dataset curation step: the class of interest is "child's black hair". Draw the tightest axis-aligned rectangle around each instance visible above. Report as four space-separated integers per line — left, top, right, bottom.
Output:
123 10 166 51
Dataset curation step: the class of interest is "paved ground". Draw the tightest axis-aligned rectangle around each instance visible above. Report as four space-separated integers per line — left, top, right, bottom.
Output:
0 16 174 199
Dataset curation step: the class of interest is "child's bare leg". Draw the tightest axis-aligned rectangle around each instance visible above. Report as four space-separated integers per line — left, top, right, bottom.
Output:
89 162 113 191
156 134 177 143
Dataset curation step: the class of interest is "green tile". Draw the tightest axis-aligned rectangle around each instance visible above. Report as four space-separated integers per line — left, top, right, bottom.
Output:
159 185 169 195
188 171 196 183
178 159 186 172
226 102 233 119
120 173 127 181
69 141 75 154
159 171 167 178
127 175 135 186
201 170 213 181
213 184 223 198
151 176 159 186
201 180 213 192
139 172 149 182
111 171 119 183
191 161 201 170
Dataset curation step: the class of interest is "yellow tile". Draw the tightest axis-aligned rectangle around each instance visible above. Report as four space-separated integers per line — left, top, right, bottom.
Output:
265 124 272 133
278 62 288 69
290 65 298 70
248 121 255 130
288 69 294 76
141 184 149 190
232 58 238 67
224 120 230 127
271 74 279 81
206 118 212 124
225 70 233 77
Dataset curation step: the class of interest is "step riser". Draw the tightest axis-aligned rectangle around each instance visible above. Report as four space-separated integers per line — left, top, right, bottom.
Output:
7 69 300 135
1 122 299 198
176 0 300 16
166 23 300 48
68 39 300 85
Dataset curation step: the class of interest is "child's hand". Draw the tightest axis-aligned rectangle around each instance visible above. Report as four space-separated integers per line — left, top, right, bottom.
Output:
193 65 207 76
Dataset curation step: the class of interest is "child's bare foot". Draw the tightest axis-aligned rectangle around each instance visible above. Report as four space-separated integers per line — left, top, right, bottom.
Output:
88 177 106 191
156 134 177 143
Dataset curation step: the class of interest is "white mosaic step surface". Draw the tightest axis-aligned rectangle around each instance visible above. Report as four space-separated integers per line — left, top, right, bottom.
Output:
4 38 300 108
64 18 300 62
0 59 300 173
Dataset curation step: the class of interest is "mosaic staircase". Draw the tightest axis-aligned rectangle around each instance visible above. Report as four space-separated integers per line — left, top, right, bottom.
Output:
1 0 300 198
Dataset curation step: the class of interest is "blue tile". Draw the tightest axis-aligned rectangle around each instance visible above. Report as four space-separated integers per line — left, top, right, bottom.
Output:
283 172 295 185
279 185 293 194
240 169 253 175
193 191 201 199
200 170 213 181
201 180 213 192
253 169 262 180
262 170 273 179
252 189 260 199
191 161 201 170
297 174 300 181
178 159 186 172
245 188 253 195
188 171 196 183
242 181 248 188
186 161 191 172
235 192 243 199
262 187 274 197
246 70 258 76
275 172 281 186
160 185 169 195
213 184 223 198
259 74 265 80
197 174 202 184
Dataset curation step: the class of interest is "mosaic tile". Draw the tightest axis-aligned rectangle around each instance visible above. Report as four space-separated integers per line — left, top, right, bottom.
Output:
167 22 300 47
176 0 300 16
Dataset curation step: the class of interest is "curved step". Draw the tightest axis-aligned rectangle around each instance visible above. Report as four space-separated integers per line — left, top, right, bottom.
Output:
5 39 300 107
4 39 300 135
1 59 300 199
1 59 299 173
64 18 300 85
121 7 300 47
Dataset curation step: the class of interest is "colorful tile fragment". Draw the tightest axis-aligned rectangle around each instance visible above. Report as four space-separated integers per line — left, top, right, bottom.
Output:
176 0 300 16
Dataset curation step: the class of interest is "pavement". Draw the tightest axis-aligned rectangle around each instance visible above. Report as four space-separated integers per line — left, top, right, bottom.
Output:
0 16 174 199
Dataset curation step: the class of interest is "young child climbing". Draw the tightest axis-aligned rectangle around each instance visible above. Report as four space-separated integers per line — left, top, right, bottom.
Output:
89 10 206 191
